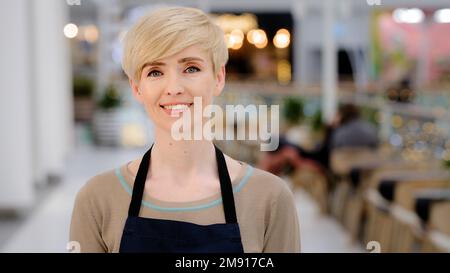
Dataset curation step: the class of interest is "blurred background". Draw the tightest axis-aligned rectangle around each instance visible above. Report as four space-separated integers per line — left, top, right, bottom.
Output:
1 0 450 253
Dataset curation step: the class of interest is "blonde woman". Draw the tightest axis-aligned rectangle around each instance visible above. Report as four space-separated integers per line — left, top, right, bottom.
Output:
70 6 300 253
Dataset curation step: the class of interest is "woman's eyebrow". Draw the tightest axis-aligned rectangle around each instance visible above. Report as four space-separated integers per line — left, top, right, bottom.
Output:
142 62 165 71
142 57 204 70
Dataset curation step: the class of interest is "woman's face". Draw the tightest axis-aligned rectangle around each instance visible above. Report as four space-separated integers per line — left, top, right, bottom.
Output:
130 44 225 134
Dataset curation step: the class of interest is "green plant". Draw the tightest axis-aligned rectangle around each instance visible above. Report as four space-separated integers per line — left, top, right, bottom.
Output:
98 84 121 109
361 106 379 128
282 97 304 125
443 159 450 171
310 110 324 132
73 76 95 98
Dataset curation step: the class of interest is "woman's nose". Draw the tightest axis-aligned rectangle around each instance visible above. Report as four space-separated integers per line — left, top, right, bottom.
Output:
165 74 184 96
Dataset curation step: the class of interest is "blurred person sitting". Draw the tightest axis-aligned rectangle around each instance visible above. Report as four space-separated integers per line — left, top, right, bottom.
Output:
258 103 379 176
331 103 378 149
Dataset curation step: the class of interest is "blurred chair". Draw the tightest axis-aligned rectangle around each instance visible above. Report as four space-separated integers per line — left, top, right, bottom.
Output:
365 171 450 252
329 147 422 242
329 147 380 223
291 164 329 214
364 188 393 252
422 201 450 252
391 176 450 252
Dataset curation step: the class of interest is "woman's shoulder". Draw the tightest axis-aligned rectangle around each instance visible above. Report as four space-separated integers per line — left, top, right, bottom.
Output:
75 166 126 203
226 154 288 190
241 164 295 203
253 167 292 190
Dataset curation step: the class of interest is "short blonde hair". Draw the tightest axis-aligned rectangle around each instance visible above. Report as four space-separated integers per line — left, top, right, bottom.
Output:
122 6 228 83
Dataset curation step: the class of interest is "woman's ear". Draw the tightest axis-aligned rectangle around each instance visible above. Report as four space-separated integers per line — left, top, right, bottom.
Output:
213 64 226 97
129 78 144 104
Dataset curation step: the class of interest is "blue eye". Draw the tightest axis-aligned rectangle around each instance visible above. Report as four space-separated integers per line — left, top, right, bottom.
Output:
148 70 162 77
185 66 200 73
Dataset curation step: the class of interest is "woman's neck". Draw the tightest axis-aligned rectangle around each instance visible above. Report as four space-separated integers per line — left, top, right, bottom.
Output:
149 129 218 184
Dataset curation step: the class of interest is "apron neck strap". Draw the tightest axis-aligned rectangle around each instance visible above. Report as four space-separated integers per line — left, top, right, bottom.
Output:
214 145 238 224
128 144 238 224
128 144 153 217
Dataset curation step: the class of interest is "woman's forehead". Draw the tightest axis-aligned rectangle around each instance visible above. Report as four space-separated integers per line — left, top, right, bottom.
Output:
143 46 212 69
160 45 209 62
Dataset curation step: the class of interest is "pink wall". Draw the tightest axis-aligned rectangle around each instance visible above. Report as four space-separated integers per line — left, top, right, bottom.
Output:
378 13 450 81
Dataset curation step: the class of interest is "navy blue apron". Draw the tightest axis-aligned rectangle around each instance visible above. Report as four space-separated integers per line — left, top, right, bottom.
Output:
119 144 244 253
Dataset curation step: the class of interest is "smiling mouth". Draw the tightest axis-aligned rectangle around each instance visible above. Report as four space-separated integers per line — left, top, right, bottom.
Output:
160 103 194 117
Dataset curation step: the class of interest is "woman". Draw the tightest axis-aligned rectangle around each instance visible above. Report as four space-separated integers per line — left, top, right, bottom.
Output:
70 6 300 253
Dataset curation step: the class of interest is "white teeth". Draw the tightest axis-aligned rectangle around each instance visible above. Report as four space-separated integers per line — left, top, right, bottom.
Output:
163 104 190 110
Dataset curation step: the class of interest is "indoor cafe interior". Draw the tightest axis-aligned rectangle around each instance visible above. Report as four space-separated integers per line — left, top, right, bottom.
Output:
1 0 449 253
